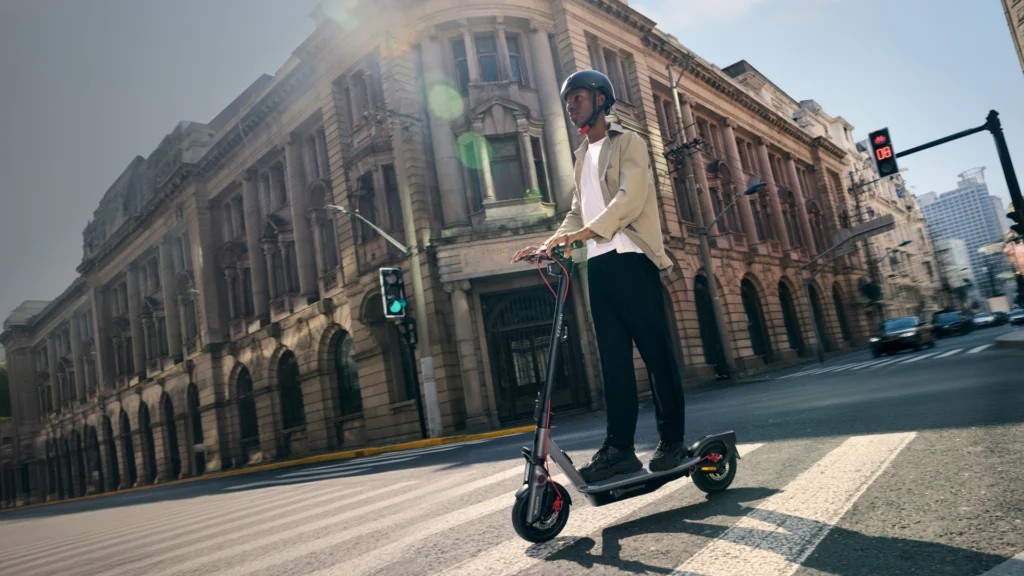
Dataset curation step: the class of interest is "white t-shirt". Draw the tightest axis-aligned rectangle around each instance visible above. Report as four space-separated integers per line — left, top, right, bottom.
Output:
580 136 643 259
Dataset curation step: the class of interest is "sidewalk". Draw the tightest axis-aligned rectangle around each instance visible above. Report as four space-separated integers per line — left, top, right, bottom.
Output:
0 423 536 513
996 328 1024 349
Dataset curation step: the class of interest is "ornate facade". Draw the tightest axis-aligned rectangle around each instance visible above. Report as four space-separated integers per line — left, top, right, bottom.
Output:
1 0 873 508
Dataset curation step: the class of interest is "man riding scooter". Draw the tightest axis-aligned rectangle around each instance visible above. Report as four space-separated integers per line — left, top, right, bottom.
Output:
512 70 689 483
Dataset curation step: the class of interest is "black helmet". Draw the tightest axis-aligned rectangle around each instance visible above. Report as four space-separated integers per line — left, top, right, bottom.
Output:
560 69 616 111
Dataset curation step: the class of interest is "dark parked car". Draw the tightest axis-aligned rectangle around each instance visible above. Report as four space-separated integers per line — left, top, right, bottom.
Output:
1010 309 1024 326
933 311 974 338
871 316 935 357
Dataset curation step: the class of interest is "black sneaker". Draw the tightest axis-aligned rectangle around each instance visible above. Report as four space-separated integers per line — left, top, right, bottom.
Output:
649 440 690 472
579 445 643 484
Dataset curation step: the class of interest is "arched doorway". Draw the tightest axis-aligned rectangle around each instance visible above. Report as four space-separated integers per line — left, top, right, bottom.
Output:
694 276 726 375
832 284 852 344
187 384 205 475
138 402 157 484
278 351 306 431
481 286 589 423
741 279 772 362
808 284 833 353
103 416 120 490
85 426 104 494
332 331 363 417
778 281 805 356
236 367 259 462
161 394 181 480
119 411 137 487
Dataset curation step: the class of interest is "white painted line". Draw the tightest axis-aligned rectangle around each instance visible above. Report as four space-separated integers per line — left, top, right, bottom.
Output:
779 370 816 379
968 344 993 354
867 358 903 369
980 549 1024 575
276 456 420 479
439 444 765 576
141 465 526 576
226 465 380 486
898 351 939 364
935 348 963 359
294 445 461 475
827 362 868 373
670 432 916 576
849 360 888 371
17 481 374 576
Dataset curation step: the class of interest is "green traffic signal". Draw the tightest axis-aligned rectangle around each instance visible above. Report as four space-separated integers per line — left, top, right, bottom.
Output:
389 299 406 314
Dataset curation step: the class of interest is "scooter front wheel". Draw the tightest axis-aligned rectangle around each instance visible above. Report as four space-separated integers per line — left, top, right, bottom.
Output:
511 481 570 543
691 441 737 494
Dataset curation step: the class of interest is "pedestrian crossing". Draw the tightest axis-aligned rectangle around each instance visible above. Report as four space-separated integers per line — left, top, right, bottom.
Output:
1 429 1014 576
777 343 996 380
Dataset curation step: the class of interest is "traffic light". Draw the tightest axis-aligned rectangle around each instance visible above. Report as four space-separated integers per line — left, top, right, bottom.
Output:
868 128 900 178
1009 204 1024 239
379 267 407 318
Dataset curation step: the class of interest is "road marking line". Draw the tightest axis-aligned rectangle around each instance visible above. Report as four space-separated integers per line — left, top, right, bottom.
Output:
275 455 422 479
135 465 526 576
439 444 765 576
228 464 383 486
980 549 1024 575
669 432 916 576
15 481 372 575
849 360 888 371
935 348 963 358
867 358 903 369
289 445 461 475
968 344 993 354
898 351 939 364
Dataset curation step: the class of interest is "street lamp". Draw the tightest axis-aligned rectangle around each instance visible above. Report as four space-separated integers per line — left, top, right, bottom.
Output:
324 205 409 256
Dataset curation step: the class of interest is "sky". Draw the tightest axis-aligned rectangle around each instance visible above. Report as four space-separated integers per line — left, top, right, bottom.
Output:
0 0 1021 322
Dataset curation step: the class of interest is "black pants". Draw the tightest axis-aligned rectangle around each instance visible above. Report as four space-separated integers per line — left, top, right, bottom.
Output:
587 251 685 448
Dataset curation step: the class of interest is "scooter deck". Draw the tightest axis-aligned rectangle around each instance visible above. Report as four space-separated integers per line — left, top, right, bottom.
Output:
579 455 703 494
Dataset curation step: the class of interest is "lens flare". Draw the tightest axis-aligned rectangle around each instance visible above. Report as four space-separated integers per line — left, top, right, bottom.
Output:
427 84 464 120
456 132 492 171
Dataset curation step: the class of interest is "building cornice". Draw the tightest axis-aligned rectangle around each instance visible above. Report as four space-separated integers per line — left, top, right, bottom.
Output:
579 0 658 34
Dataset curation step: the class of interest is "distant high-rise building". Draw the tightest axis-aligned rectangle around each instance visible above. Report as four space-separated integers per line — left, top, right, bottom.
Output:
1003 0 1024 75
918 168 1012 298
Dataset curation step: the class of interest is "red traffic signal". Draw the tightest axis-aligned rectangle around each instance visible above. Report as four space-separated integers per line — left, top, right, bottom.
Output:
868 128 900 178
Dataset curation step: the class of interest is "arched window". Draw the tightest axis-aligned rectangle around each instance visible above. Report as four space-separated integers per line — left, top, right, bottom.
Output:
333 331 363 417
187 383 206 476
236 368 259 449
278 352 306 430
778 281 805 356
741 279 772 360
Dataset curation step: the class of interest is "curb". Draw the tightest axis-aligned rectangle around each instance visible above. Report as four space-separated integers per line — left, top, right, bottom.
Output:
996 330 1024 349
0 424 536 514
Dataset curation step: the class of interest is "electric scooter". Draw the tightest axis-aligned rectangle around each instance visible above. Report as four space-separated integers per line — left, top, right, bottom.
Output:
511 247 742 543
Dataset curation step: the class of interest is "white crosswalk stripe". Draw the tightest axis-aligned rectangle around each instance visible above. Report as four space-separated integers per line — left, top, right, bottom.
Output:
776 338 1004 379
0 431 947 576
898 351 940 364
936 348 963 358
968 344 994 354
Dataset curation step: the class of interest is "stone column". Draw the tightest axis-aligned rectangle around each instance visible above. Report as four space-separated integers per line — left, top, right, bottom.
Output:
151 420 170 483
529 23 575 212
47 335 60 411
302 138 318 184
518 119 540 193
70 315 86 403
421 32 470 228
722 119 758 241
473 120 496 203
756 138 790 251
132 431 148 486
310 212 326 277
495 20 512 81
241 172 270 322
263 243 279 299
158 239 183 359
681 96 719 234
126 264 145 377
96 423 114 492
175 415 191 478
461 25 480 83
224 268 238 320
447 282 488 429
284 138 319 299
315 130 330 181
786 155 816 254
141 317 154 362
89 286 111 389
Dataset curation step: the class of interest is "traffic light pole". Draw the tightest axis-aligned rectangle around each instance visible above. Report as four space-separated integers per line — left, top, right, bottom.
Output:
397 316 428 439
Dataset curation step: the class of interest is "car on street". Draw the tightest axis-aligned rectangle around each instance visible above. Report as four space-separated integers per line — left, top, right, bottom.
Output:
972 312 998 328
871 316 935 357
1010 308 1024 326
933 311 974 338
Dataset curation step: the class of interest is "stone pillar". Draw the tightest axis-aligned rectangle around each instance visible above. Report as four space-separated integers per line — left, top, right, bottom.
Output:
112 434 128 489
756 139 790 251
185 185 226 344
680 96 719 234
175 415 191 478
473 120 496 203
285 137 319 300
518 119 540 193
158 239 183 359
90 287 110 389
70 315 87 403
151 420 170 483
529 23 575 212
96 423 114 492
421 32 470 228
786 156 816 254
224 268 238 320
447 282 488 429
141 317 154 362
263 243 279 299
495 20 512 81
310 212 326 277
241 172 270 322
315 130 330 181
461 25 480 82
132 431 148 486
722 119 758 241
126 264 145 376
47 335 60 411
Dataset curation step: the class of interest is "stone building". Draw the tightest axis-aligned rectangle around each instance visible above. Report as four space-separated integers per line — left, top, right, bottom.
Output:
1004 0 1024 76
0 0 871 507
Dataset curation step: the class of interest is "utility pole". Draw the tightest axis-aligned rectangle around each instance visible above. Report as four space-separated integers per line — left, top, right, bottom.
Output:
666 61 734 378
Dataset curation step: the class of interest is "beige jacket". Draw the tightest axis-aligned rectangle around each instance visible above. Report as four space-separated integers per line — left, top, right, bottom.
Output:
553 122 674 276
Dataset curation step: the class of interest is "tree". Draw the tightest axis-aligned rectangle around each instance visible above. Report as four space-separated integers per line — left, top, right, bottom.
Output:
0 364 9 418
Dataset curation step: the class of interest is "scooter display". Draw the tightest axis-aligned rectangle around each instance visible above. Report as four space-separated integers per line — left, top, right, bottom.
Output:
511 247 742 543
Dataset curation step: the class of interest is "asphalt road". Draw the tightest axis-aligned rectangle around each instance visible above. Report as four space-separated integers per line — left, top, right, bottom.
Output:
2 324 1023 576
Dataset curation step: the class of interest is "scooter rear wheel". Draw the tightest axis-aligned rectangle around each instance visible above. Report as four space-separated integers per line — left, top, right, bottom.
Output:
691 441 737 494
511 481 570 543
